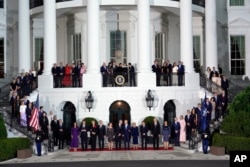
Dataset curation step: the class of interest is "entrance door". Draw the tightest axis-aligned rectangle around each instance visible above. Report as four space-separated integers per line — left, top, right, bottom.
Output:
109 101 130 128
62 101 76 145
163 100 176 127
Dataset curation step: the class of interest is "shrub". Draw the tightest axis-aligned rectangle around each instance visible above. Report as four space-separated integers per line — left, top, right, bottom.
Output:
212 133 250 154
228 86 250 113
0 113 7 140
83 117 98 127
0 138 31 162
143 116 159 131
221 111 250 137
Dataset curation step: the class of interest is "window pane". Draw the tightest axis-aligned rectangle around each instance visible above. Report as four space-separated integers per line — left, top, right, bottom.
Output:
230 0 244 6
110 31 127 64
230 35 245 75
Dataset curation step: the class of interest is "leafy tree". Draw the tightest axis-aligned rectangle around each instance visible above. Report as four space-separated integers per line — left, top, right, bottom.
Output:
221 86 250 137
0 113 7 140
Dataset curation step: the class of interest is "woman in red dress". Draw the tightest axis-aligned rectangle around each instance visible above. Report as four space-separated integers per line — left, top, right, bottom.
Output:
63 64 72 87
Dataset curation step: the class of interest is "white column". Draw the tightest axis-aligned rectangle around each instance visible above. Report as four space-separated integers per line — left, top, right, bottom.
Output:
38 0 57 89
43 0 57 75
180 0 199 87
205 0 218 69
83 0 102 87
138 0 151 73
137 0 155 87
18 0 31 73
87 0 100 74
180 0 194 73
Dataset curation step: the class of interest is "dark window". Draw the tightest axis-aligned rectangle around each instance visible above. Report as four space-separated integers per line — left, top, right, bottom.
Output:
0 0 3 8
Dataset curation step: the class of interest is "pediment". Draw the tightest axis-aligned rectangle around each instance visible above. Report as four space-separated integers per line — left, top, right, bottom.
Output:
228 18 250 26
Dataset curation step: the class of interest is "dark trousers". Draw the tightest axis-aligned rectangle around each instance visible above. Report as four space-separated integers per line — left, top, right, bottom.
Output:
174 132 180 146
186 126 192 140
98 136 104 150
124 139 130 150
153 136 159 150
81 137 88 151
178 74 184 86
52 132 58 146
58 137 64 149
115 136 122 149
202 139 209 153
36 142 42 156
91 135 97 151
141 136 147 150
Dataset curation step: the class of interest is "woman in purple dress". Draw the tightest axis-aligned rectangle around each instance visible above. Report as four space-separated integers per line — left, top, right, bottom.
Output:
70 122 79 151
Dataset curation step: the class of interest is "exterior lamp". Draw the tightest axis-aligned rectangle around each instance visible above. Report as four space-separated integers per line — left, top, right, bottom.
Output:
145 89 154 110
85 91 94 112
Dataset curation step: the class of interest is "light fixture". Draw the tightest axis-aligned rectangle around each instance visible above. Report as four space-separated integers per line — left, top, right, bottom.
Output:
85 91 94 112
145 89 154 110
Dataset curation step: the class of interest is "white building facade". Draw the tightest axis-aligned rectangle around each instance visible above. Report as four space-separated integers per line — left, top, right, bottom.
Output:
0 0 249 129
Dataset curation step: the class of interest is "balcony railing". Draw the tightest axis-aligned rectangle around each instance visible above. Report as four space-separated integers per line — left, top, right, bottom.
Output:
29 0 73 9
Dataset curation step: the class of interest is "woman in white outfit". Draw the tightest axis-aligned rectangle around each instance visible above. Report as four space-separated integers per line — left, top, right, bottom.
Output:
19 100 27 127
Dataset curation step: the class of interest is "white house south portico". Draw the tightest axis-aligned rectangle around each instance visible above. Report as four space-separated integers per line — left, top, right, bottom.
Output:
16 0 217 128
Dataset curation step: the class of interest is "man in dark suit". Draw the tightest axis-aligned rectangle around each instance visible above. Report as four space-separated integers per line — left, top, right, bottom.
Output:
57 62 65 88
71 64 79 87
57 119 65 149
173 117 181 146
97 120 106 150
123 120 131 150
152 60 162 86
100 62 108 87
50 115 59 146
151 118 161 150
184 110 193 141
128 63 136 86
140 121 148 150
115 120 123 150
79 120 88 151
177 61 185 86
51 63 58 88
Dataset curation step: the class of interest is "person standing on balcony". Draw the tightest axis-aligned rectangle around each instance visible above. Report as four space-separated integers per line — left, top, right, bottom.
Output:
79 63 86 87
166 60 173 86
128 63 136 86
51 63 58 88
152 60 162 86
100 62 108 87
177 61 185 86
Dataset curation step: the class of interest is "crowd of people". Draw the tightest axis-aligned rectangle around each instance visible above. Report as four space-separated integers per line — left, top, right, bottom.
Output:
51 61 86 88
152 60 185 86
100 61 136 87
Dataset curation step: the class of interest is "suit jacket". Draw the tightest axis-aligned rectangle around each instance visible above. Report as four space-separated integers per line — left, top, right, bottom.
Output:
58 123 65 138
123 124 131 140
51 119 59 133
151 123 161 137
97 124 106 138
79 124 88 139
173 122 181 133
115 124 123 137
140 125 148 137
184 114 194 128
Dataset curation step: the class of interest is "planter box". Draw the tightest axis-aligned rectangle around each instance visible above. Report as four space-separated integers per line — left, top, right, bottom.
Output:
210 146 225 155
17 149 32 159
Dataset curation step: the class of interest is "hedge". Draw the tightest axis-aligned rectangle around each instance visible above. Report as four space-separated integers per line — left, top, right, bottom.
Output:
0 138 31 162
212 133 250 154
0 113 7 140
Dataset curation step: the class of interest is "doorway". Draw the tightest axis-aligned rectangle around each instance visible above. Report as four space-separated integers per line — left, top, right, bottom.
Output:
109 100 130 128
62 101 76 145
